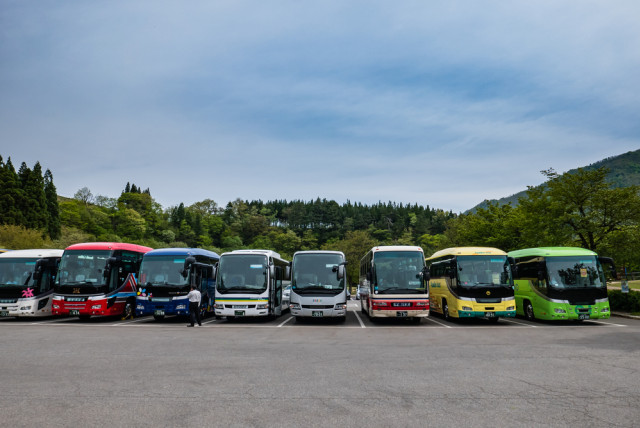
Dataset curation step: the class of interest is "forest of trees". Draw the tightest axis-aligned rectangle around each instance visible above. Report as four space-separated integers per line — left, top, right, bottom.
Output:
2 154 640 284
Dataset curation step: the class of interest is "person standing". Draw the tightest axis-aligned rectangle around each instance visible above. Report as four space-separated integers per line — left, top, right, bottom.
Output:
187 284 202 327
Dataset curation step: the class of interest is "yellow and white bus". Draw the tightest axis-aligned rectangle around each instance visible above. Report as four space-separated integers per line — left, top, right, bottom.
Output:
426 247 516 322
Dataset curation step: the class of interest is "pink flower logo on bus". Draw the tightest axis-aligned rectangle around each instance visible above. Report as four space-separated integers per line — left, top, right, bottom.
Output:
22 288 34 298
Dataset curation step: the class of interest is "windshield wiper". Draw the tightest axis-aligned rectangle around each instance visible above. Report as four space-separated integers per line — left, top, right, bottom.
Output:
378 288 424 294
62 281 99 286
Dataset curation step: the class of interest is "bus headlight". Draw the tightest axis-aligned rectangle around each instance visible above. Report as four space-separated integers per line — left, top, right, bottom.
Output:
20 306 32 310
289 303 300 310
506 306 515 311
213 303 223 309
601 307 610 312
53 304 59 309
91 305 101 309
334 304 347 310
461 306 473 311
256 303 268 309
554 308 567 314
176 304 187 310
136 304 144 310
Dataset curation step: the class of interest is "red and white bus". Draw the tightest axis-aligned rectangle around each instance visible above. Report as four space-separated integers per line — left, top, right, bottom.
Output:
359 245 430 323
52 242 152 319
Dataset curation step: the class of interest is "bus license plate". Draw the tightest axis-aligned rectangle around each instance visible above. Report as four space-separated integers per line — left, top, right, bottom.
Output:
393 302 411 307
578 314 590 320
312 311 323 317
235 310 245 316
396 311 408 317
0 311 8 317
154 310 165 316
485 312 496 318
69 310 80 316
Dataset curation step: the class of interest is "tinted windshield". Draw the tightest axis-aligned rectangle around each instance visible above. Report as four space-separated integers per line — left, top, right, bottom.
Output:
457 255 512 287
374 251 425 294
292 253 344 293
0 258 38 287
217 254 267 294
139 256 189 287
56 250 111 286
545 256 605 289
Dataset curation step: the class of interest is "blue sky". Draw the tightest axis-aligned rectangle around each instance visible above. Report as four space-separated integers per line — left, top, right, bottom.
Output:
1 1 638 213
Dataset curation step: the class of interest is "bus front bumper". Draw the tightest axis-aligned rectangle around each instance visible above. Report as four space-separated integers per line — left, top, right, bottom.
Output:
0 300 51 317
370 309 429 318
136 298 190 317
290 306 347 318
52 296 125 317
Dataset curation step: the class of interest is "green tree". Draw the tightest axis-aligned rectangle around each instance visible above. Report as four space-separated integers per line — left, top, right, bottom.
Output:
0 157 24 225
43 169 61 239
322 230 376 286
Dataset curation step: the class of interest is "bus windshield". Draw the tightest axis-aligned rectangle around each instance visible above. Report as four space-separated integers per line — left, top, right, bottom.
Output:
56 250 111 286
139 256 189 287
457 255 512 287
545 256 605 289
217 254 268 294
293 253 344 294
374 251 425 294
0 258 38 287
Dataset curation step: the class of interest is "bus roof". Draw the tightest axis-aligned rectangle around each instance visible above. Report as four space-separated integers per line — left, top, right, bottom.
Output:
508 247 597 258
293 250 345 258
368 245 424 253
427 247 507 260
224 249 283 259
64 242 153 253
143 247 220 260
0 249 64 259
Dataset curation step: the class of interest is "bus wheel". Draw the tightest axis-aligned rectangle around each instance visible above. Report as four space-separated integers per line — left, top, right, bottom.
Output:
122 301 134 320
443 301 450 321
524 301 535 321
153 315 165 321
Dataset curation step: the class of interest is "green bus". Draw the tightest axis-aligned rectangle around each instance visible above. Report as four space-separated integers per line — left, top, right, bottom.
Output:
508 247 615 321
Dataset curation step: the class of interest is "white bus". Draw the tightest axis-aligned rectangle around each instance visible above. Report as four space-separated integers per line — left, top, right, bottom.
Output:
359 245 430 323
213 250 290 319
0 249 63 318
289 250 348 322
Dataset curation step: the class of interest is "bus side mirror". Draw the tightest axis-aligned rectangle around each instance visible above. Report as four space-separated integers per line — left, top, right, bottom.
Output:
103 257 119 278
507 257 517 276
285 265 291 280
537 270 546 281
337 265 345 280
419 267 430 282
212 264 218 281
269 265 275 279
182 256 196 279
598 257 618 280
33 259 46 281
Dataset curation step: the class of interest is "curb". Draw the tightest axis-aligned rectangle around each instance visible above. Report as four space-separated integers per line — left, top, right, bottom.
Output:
612 312 640 320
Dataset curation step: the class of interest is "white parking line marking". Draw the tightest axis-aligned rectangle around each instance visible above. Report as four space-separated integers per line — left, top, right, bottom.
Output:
586 319 627 327
501 318 537 327
424 317 453 328
202 317 224 325
278 316 293 327
31 317 76 325
352 309 366 328
113 317 151 326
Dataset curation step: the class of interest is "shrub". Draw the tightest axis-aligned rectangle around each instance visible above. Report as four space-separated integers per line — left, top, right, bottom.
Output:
608 289 640 312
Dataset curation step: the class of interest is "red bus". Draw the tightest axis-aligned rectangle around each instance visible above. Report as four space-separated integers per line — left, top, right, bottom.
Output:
52 242 152 319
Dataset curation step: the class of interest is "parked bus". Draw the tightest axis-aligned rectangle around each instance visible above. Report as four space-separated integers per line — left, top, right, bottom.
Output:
289 250 348 321
0 249 63 317
52 242 152 319
135 248 220 320
426 247 516 322
359 246 429 322
508 247 615 321
213 250 290 319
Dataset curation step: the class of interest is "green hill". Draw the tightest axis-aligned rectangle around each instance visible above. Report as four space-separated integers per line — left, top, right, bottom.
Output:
468 149 640 212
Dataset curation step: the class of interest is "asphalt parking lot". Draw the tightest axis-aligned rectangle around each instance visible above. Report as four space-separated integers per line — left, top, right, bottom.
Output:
2 301 639 427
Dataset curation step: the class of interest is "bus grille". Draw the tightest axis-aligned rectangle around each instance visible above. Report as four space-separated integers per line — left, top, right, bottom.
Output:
302 305 334 309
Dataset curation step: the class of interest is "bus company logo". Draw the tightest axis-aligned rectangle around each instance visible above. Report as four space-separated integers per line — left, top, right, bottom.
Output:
73 288 81 294
312 298 322 303
486 291 491 296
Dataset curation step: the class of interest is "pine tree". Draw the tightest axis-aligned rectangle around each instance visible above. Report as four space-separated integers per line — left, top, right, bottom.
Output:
18 162 48 230
0 157 25 225
131 184 138 193
124 182 131 193
44 169 61 239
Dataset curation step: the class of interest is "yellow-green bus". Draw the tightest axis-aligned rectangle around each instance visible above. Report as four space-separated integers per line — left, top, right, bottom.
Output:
508 247 614 321
426 247 516 322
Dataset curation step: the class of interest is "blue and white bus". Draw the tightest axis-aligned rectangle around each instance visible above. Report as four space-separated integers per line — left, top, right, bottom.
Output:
289 250 348 322
0 249 63 318
214 250 290 319
135 248 220 320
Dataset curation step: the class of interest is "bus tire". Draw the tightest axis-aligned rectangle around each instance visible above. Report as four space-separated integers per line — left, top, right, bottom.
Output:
122 301 134 320
524 301 535 321
443 300 450 321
